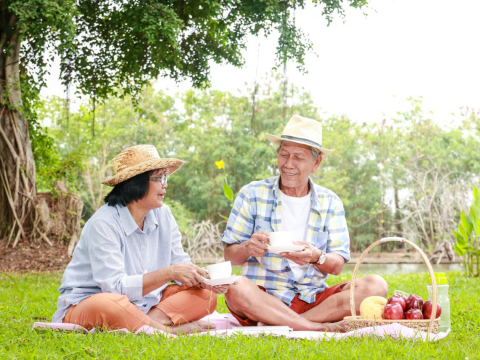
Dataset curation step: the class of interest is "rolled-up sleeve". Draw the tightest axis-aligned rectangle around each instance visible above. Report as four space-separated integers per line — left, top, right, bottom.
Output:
86 219 144 301
326 202 351 262
222 187 255 245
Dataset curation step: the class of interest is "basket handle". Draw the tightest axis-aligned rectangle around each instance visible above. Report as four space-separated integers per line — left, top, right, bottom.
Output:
349 237 438 334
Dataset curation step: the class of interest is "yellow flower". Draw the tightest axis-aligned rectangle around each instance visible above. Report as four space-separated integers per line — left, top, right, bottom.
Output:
215 160 224 169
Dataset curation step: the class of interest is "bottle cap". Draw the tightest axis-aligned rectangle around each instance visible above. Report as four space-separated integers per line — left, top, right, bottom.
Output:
427 273 448 285
438 277 448 285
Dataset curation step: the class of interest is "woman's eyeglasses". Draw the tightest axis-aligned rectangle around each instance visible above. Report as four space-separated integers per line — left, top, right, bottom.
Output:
150 174 168 185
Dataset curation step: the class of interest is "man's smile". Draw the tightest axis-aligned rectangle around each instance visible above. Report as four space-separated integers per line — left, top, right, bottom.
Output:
282 170 298 177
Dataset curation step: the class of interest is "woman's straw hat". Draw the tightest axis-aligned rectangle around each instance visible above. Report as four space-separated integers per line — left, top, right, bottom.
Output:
266 115 334 156
101 145 184 186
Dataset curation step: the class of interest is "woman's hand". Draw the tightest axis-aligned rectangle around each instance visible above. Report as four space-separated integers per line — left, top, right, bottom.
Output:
199 282 231 294
169 263 207 287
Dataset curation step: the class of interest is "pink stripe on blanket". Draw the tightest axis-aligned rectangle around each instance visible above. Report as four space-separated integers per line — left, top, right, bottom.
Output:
32 322 163 335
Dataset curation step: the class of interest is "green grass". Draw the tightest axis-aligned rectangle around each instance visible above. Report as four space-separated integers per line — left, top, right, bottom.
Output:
1 271 479 359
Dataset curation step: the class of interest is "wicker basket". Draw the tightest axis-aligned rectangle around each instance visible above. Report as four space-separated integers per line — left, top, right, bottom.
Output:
343 237 441 334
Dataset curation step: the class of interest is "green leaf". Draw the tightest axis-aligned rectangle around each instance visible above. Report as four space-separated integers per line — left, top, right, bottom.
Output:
470 206 480 236
223 183 233 201
217 212 229 221
454 231 466 247
461 212 473 234
464 243 474 251
458 222 469 243
473 200 480 219
474 187 480 211
453 244 465 257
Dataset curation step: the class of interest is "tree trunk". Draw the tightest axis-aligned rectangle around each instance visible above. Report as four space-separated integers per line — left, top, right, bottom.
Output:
0 13 37 246
0 107 37 246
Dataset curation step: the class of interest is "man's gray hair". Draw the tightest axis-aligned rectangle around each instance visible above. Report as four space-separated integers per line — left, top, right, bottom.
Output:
278 141 322 161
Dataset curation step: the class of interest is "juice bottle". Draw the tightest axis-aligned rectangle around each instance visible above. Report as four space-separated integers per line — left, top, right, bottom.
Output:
427 272 451 333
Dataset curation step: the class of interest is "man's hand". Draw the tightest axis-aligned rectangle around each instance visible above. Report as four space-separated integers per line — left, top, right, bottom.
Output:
280 241 320 265
243 231 270 257
169 263 207 287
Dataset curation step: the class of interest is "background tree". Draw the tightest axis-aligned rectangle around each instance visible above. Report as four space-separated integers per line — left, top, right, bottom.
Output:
0 0 370 245
37 76 480 253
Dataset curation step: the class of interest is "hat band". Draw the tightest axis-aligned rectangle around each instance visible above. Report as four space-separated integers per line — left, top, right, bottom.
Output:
280 135 323 149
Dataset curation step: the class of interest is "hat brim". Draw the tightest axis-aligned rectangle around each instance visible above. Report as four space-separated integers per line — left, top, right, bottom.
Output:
101 158 184 186
265 134 335 156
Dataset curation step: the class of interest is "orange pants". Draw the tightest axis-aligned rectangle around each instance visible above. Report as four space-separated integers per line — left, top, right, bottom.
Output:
63 285 217 331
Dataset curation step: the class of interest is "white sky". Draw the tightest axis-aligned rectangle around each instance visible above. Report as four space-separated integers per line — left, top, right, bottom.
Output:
42 0 480 125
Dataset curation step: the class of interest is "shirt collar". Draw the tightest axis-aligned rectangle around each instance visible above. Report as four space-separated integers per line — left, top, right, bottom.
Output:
144 208 158 234
308 179 322 214
273 176 321 213
117 205 138 236
117 205 159 235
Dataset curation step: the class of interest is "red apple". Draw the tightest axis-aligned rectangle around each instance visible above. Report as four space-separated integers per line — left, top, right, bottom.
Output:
405 308 424 320
387 294 407 310
383 303 404 320
423 300 442 319
406 294 424 311
394 292 408 303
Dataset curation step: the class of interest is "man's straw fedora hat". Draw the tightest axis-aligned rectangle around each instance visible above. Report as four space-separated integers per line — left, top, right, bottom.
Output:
101 145 184 186
266 115 334 156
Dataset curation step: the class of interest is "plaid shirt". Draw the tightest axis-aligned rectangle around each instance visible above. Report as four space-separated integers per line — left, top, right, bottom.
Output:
222 176 350 306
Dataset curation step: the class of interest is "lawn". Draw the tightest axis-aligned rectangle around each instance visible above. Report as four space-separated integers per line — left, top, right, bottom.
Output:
0 271 479 359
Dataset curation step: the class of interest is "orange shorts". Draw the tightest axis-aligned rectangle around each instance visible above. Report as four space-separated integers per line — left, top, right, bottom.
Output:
229 282 348 327
63 284 217 331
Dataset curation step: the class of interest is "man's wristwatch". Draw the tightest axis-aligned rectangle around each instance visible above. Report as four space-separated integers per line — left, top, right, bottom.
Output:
316 250 327 265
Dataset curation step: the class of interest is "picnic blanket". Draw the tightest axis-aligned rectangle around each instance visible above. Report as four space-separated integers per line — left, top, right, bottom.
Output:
33 312 450 342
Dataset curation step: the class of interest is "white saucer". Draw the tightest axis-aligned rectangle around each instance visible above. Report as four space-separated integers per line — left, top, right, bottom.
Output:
202 275 238 286
268 245 305 254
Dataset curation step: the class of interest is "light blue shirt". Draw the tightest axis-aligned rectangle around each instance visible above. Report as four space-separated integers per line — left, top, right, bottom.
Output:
52 204 191 323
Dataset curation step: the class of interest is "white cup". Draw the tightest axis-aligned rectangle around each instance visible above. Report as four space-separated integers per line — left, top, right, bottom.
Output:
206 261 232 280
269 231 294 246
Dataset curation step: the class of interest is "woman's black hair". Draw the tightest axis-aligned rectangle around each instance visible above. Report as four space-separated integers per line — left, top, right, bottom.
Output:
104 170 154 206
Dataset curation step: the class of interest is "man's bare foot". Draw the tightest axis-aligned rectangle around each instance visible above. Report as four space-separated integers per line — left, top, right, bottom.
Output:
167 320 216 335
316 320 348 333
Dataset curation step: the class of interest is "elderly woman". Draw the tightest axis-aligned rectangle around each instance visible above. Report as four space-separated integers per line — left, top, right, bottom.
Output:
52 145 228 334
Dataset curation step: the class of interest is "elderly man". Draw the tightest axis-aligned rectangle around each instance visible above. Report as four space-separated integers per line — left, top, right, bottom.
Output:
222 115 387 331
